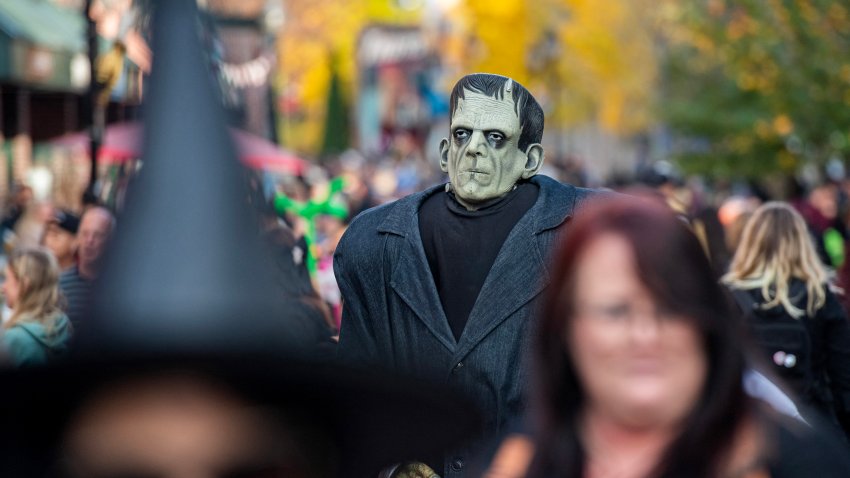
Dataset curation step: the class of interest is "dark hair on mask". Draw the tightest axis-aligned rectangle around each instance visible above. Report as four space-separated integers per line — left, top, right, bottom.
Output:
449 73 544 153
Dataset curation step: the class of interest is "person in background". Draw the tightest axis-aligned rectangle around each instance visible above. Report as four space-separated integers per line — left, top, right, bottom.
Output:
59 206 116 328
314 211 347 333
0 247 72 367
723 202 850 440
0 184 32 243
41 209 80 272
792 182 846 268
254 186 335 345
492 197 850 478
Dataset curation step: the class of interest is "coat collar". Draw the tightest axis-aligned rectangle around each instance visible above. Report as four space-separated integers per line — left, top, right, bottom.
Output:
377 175 579 237
378 175 581 353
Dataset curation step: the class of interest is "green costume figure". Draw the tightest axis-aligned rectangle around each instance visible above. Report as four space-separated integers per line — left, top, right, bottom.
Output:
273 176 348 274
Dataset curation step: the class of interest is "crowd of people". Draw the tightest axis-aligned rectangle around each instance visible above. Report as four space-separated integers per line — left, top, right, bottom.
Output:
5 66 850 477
5 142 850 476
0 187 115 366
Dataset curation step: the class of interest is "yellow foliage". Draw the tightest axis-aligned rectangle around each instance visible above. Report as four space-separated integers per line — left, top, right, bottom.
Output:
755 120 773 139
773 114 794 136
448 0 658 134
598 87 625 132
274 0 376 154
274 0 430 154
276 0 663 152
799 0 821 25
462 0 532 83
366 0 424 24
829 3 848 21
555 0 658 133
778 150 797 171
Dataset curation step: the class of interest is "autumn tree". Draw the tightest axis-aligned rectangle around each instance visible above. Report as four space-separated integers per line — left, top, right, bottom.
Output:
449 0 658 136
274 0 423 154
658 0 850 178
275 0 663 158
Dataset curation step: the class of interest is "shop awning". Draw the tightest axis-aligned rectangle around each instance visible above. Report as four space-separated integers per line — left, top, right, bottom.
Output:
50 121 309 175
0 0 85 54
0 0 86 90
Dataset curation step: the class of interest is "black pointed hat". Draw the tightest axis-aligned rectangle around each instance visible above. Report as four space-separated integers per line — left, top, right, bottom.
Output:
0 1 479 476
79 0 316 356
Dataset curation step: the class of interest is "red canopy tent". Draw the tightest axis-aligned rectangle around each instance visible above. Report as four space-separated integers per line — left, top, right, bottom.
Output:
50 121 307 175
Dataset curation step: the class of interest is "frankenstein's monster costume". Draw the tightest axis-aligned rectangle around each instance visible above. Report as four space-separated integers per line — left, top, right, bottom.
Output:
335 74 600 477
336 175 596 475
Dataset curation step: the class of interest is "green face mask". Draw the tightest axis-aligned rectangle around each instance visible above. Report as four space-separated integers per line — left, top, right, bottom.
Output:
439 90 543 211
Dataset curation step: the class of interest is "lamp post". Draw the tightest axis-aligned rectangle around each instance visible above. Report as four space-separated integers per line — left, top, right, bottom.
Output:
527 29 563 160
263 1 285 144
84 0 101 198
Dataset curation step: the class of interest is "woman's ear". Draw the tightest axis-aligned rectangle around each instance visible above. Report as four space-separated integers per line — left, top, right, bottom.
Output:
522 144 545 179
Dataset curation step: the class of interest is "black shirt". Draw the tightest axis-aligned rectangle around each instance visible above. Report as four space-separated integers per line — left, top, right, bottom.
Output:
419 182 539 340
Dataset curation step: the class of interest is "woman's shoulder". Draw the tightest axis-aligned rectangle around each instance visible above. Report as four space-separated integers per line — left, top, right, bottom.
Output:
1 324 47 366
2 313 72 365
2 324 37 342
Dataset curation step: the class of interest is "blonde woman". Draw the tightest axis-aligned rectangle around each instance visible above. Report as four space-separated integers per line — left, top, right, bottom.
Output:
1 247 72 366
723 201 850 439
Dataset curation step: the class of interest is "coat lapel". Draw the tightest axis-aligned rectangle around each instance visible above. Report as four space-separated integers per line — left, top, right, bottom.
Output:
455 176 579 359
376 177 587 359
454 212 548 358
389 233 456 352
378 186 456 352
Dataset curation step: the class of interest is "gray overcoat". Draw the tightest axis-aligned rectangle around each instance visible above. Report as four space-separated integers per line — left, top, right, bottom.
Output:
334 174 598 477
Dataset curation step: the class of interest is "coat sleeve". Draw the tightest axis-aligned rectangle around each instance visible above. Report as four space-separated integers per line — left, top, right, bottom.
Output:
819 290 850 436
333 216 392 368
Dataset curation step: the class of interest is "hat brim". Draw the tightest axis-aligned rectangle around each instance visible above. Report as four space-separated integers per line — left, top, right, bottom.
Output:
0 351 481 476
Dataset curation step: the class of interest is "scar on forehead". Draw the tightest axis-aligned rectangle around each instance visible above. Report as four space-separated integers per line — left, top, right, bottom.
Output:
454 105 519 127
456 94 518 116
477 112 516 123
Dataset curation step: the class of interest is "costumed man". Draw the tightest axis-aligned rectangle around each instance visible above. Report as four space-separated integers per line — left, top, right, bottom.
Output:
334 73 600 477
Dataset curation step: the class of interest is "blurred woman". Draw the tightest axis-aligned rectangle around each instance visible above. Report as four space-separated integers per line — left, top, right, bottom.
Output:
1 247 72 366
513 197 850 478
723 201 850 438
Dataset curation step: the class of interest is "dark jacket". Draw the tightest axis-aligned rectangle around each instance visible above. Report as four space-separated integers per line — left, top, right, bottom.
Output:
734 280 850 438
768 414 850 477
334 175 599 477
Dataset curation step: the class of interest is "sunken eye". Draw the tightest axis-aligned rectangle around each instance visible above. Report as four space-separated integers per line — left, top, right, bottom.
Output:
487 131 505 143
453 128 470 141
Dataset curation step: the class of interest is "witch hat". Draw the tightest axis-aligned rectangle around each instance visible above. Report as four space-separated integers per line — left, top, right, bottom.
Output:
0 1 479 476
78 0 323 356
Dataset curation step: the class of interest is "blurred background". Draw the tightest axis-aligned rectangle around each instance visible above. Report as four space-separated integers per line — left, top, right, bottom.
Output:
4 0 850 204
0 0 847 361
3 0 850 304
